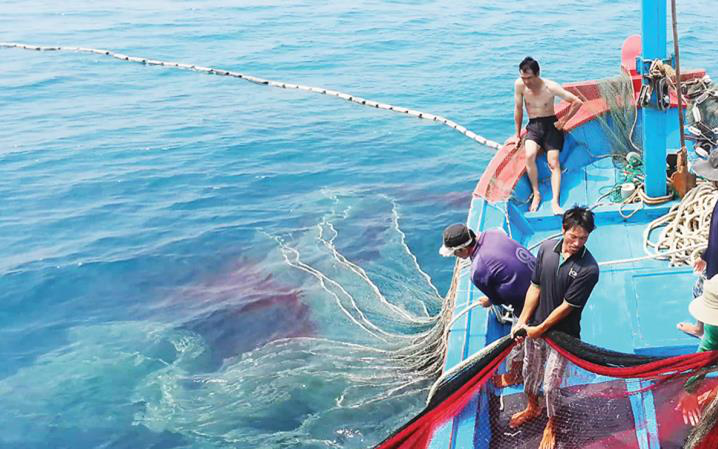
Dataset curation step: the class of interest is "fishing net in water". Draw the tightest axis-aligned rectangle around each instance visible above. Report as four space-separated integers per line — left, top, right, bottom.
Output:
375 330 718 449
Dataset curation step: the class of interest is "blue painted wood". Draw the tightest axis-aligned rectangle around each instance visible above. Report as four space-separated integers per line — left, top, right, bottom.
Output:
453 395 480 449
472 391 491 449
631 269 701 352
627 380 661 449
640 0 668 197
427 421 452 449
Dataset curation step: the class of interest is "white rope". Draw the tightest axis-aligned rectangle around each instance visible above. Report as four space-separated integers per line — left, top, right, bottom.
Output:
1 42 502 151
643 181 718 266
317 219 435 324
385 196 444 301
598 242 705 266
448 301 485 329
277 242 394 342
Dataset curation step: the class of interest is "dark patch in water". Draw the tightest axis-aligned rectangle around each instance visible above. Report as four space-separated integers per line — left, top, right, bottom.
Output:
177 261 314 370
404 189 472 209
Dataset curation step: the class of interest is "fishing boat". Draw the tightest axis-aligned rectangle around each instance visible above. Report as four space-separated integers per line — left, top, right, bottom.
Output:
377 1 718 448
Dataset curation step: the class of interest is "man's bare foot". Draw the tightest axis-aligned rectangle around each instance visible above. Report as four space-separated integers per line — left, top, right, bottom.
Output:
493 371 522 388
539 419 557 449
551 202 563 215
509 403 541 428
529 193 541 212
677 322 704 339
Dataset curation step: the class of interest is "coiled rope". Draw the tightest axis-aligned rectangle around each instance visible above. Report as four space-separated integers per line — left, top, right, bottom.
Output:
643 181 718 266
593 153 674 219
616 182 675 219
1 42 502 151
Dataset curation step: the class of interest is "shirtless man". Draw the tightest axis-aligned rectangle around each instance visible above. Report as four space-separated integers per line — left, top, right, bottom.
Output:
511 57 583 214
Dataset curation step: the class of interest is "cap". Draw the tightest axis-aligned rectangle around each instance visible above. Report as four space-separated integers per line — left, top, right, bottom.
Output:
439 224 475 257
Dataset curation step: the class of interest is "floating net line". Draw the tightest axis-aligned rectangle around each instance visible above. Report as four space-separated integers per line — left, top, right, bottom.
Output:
375 330 718 449
1 42 502 151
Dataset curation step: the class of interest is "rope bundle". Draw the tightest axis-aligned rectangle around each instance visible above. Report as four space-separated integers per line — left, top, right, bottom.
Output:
644 181 718 266
638 59 676 111
1 42 502 150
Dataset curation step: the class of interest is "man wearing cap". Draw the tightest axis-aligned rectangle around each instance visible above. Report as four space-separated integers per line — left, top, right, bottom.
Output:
679 153 718 338
440 223 535 319
509 206 599 449
440 223 536 385
676 274 718 428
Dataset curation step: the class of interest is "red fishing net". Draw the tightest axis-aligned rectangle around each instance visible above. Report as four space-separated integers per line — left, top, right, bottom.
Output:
376 332 718 449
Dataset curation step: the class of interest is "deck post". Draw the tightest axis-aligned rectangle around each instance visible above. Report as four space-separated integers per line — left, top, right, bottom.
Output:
640 0 668 197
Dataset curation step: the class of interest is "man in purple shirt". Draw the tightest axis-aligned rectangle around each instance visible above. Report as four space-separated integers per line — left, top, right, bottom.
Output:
440 223 536 317
440 223 536 384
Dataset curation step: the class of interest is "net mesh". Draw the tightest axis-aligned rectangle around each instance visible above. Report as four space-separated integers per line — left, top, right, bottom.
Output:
594 73 642 164
375 331 718 449
684 78 718 155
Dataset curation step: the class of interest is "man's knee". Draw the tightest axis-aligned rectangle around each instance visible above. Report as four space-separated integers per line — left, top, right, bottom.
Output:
546 151 561 171
525 142 539 161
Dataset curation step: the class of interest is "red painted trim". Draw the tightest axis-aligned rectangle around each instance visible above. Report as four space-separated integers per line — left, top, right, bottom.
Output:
621 34 641 77
473 136 526 202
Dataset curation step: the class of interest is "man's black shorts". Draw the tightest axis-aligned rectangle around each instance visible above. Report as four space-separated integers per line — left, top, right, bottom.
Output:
526 115 564 152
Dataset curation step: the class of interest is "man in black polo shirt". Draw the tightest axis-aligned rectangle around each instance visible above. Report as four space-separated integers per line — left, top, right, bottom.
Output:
508 206 599 449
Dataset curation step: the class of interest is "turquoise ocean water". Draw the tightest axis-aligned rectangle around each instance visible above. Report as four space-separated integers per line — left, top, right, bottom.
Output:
2 1 717 448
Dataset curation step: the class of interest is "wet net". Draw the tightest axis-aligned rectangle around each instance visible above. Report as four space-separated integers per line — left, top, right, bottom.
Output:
375 331 718 449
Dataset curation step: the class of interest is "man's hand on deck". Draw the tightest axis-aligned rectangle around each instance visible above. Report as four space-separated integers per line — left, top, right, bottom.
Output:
676 392 701 426
553 120 565 131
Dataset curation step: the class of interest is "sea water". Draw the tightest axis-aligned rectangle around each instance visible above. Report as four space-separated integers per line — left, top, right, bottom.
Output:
1 1 717 448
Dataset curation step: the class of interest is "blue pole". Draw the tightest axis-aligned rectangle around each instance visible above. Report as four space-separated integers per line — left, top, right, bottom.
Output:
641 0 667 197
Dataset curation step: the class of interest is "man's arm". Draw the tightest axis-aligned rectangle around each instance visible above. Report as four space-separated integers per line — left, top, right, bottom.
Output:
549 81 583 130
514 243 544 336
514 282 540 332
526 300 574 338
513 79 524 139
